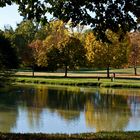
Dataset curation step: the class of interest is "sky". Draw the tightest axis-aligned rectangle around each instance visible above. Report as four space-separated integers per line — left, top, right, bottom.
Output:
0 4 23 30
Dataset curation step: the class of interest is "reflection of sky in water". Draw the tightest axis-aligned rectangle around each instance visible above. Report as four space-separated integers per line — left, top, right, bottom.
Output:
12 107 95 133
125 117 140 131
125 98 140 131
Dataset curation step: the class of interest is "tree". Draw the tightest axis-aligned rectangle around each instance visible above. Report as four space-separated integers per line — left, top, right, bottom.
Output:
34 24 49 41
30 20 86 76
29 39 59 72
3 25 15 43
59 36 86 77
0 32 18 86
85 30 129 77
128 31 140 75
13 20 36 67
31 20 68 71
0 33 18 69
2 0 139 42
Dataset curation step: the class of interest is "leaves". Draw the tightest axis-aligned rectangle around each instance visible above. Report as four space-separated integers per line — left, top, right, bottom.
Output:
30 20 86 73
128 31 140 68
13 20 36 66
1 0 139 41
84 30 129 69
0 32 18 69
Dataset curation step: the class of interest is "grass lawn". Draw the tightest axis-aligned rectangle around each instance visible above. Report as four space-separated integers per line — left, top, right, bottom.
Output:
13 76 140 88
14 68 140 88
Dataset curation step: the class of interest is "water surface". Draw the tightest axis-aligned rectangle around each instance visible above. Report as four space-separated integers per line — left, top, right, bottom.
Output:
0 85 140 133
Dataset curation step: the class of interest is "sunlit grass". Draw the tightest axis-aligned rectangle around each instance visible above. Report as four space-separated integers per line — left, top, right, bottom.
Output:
14 67 140 88
14 76 140 88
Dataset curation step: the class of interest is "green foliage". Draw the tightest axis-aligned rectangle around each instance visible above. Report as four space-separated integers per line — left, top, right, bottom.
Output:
0 33 18 69
0 32 18 86
35 25 49 40
13 20 36 67
1 0 140 41
59 36 86 68
47 0 139 41
0 0 140 41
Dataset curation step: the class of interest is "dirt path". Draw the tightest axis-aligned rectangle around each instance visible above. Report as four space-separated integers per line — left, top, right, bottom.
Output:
16 71 140 79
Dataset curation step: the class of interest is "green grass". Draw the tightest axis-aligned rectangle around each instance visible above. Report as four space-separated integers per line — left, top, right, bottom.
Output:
13 76 140 88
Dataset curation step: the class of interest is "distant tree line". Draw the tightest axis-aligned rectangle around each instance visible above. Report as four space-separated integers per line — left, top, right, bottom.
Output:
1 20 140 78
0 0 140 83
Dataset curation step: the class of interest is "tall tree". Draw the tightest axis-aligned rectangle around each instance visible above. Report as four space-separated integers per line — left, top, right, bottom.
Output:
13 20 36 67
0 32 18 86
59 36 86 77
30 20 86 76
128 31 140 75
85 30 129 77
3 25 15 43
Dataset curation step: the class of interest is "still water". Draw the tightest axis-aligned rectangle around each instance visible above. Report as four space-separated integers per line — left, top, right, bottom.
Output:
0 84 140 133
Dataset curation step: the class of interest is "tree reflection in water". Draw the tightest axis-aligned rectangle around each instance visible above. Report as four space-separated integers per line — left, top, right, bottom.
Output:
18 86 132 131
0 85 140 133
0 91 18 132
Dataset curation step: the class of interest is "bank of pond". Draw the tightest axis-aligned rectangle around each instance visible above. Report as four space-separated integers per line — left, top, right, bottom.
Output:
0 131 140 140
14 76 140 88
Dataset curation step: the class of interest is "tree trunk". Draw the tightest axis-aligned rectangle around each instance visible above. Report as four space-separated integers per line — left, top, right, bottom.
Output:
107 66 110 78
32 64 35 77
134 66 137 75
64 65 68 78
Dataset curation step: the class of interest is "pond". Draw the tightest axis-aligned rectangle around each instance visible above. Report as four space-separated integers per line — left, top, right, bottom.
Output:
0 84 140 133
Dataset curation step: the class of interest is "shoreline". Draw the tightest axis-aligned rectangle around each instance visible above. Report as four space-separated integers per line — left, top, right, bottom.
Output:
0 131 140 140
13 76 140 88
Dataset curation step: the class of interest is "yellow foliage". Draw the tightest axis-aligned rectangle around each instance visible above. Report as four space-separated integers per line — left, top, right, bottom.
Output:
84 30 129 68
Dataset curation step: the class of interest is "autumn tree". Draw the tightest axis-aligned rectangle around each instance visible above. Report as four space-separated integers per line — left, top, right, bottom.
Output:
128 31 140 75
32 20 68 71
29 39 59 72
85 30 129 77
30 20 68 73
30 20 86 76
